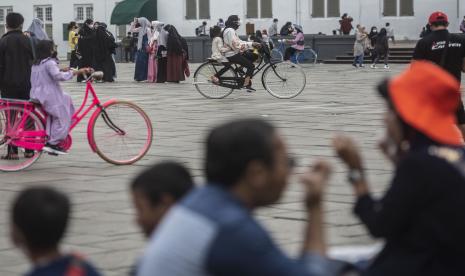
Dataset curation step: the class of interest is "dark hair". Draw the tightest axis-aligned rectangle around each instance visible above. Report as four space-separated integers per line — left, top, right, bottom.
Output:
219 18 224 22
210 25 222 39
131 161 193 205
202 21 207 25
378 28 387 37
34 40 55 65
205 118 276 187
127 32 132 35
68 21 77 31
273 18 278 22
225 15 240 30
84 19 93 25
6 12 24 29
431 21 448 27
386 22 390 26
12 187 70 251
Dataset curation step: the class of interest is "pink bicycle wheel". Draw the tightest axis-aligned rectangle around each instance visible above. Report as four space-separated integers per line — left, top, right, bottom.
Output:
0 106 45 172
89 100 153 165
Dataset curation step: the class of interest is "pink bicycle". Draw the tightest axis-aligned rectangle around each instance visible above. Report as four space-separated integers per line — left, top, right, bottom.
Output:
0 71 153 172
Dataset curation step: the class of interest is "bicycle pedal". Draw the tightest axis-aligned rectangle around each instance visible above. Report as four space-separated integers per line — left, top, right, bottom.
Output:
46 152 59 156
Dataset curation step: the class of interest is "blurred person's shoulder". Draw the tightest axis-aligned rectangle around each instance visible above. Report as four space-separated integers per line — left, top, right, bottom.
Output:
25 254 101 276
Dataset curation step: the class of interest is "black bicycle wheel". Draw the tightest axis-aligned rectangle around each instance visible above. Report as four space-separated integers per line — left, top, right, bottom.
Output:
193 62 237 99
262 61 306 99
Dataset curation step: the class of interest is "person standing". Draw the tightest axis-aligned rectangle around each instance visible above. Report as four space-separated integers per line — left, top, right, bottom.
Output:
385 22 395 44
156 22 168 83
131 17 152 82
413 11 465 138
353 25 368 68
196 21 208 37
217 18 225 29
121 32 133 62
94 23 117 82
68 22 79 68
370 28 389 69
460 16 465 33
147 21 161 83
339 13 353 35
164 25 189 83
268 18 279 37
77 19 97 82
0 12 34 159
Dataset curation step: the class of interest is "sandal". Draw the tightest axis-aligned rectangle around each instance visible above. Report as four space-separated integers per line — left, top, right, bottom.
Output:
211 76 220 84
1 153 19 160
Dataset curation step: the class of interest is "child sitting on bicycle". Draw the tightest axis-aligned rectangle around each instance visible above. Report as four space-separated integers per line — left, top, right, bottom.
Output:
30 40 89 155
209 25 229 84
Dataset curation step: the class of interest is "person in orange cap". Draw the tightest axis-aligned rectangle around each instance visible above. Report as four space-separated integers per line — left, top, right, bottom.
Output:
333 61 465 276
413 11 465 138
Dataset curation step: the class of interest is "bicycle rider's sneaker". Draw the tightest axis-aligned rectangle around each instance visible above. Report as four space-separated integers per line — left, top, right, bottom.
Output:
245 85 256 93
42 143 68 155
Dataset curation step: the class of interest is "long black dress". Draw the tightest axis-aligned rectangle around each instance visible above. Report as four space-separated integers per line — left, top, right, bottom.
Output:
77 25 97 82
95 26 117 82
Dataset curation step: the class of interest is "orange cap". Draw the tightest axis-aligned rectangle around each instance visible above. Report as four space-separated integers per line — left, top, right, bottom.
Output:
388 61 462 146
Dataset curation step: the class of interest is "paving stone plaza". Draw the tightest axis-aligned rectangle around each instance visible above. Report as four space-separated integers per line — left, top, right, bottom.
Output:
0 63 410 275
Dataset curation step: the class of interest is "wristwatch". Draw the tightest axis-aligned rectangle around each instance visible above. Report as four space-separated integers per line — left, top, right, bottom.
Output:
348 169 364 184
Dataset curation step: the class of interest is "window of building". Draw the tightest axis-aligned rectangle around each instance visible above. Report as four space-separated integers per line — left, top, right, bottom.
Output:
311 0 339 18
0 6 13 37
246 0 273 18
74 4 93 22
383 0 413 17
185 0 210 20
34 5 53 39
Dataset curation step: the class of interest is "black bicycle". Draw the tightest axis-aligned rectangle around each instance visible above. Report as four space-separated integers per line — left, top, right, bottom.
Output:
193 43 307 99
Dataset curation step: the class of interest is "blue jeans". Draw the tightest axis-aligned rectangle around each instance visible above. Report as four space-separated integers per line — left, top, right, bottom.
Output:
353 53 364 66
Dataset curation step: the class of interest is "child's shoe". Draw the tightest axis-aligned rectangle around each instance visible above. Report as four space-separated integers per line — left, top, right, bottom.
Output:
42 143 68 155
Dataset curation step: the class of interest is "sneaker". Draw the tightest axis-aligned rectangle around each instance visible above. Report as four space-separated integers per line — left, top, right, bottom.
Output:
42 143 68 155
359 64 365 68
352 63 358 68
370 64 377 69
384 65 390 69
245 85 256 93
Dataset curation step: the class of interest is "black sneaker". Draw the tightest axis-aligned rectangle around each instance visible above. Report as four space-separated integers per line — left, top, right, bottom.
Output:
245 85 256 92
42 143 68 155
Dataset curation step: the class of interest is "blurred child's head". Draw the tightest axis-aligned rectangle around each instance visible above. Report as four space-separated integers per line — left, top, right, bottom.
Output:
210 25 222 39
262 29 268 35
35 40 56 64
131 161 193 237
11 187 70 258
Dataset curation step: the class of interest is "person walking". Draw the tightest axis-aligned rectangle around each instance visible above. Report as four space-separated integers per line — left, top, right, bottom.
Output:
268 18 279 37
334 61 465 276
413 11 465 138
0 12 34 159
68 22 79 68
352 25 368 68
77 19 97 82
121 32 133 62
131 17 152 82
370 28 389 69
164 25 189 83
94 23 117 82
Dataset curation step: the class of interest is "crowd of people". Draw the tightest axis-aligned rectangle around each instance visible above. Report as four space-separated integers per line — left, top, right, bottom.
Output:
130 18 189 83
9 56 465 274
351 22 393 69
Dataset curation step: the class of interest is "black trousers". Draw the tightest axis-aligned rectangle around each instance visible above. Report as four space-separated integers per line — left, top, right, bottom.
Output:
69 50 79 68
124 48 131 62
226 53 255 78
284 47 297 61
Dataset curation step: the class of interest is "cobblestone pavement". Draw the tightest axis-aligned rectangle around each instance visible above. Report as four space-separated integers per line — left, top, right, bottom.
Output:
0 62 410 275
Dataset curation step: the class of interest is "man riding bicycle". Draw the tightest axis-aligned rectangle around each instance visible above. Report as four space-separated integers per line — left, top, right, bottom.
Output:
214 15 261 92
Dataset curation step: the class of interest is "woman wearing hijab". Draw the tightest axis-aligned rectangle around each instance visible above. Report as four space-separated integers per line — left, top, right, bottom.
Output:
164 24 188 83
26 18 50 41
370 28 389 69
77 19 97 82
131 17 152 82
95 23 117 82
156 23 168 83
147 21 161 83
283 24 304 61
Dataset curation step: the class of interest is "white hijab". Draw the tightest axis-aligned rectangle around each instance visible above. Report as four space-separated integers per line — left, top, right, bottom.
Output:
136 17 152 50
150 21 164 44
